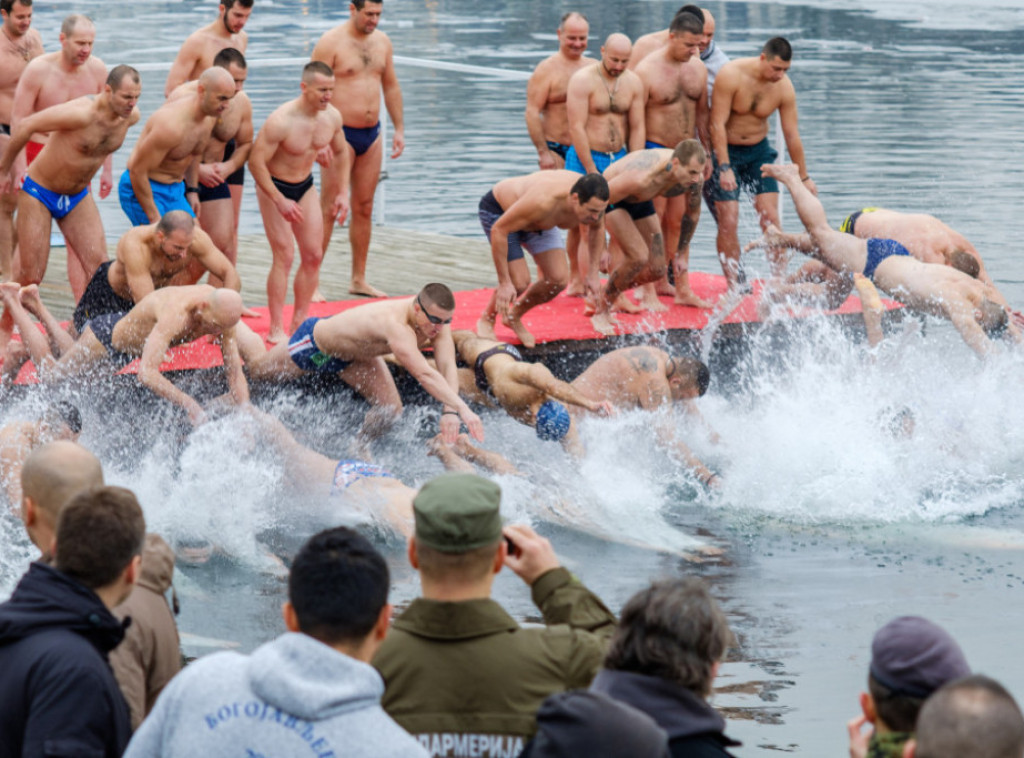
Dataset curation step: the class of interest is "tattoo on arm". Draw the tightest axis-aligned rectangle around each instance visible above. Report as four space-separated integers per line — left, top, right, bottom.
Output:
677 217 696 253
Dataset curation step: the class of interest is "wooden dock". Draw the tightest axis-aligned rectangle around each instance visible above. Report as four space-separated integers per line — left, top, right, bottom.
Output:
35 225 496 320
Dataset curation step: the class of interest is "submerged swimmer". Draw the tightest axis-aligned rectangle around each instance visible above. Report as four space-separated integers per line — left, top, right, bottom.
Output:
0 400 81 510
241 407 517 537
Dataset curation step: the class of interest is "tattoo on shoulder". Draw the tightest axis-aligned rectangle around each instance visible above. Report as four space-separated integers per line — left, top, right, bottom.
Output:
625 348 657 374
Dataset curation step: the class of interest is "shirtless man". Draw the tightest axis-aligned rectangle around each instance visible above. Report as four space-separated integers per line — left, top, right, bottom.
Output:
240 406 514 537
591 140 707 334
0 65 140 311
0 0 43 279
10 14 108 296
634 11 711 307
452 330 613 456
629 4 704 68
236 282 483 446
525 12 591 171
312 0 404 299
571 345 720 485
755 163 1019 358
119 66 236 226
72 210 240 333
710 37 813 285
565 33 645 176
169 48 252 278
248 61 349 342
1 281 248 424
163 0 252 97
475 171 609 348
0 400 80 509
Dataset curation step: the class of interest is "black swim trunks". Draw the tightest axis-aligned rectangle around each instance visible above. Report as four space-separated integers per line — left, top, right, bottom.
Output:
72 261 135 333
607 198 657 221
271 174 314 203
84 311 134 367
474 343 522 397
0 124 9 136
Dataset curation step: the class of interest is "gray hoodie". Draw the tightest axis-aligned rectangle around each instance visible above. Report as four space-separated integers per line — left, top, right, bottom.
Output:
125 632 428 758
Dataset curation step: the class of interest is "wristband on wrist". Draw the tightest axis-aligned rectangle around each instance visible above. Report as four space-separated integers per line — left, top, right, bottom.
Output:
441 410 460 417
185 186 199 194
718 163 731 172
801 175 811 182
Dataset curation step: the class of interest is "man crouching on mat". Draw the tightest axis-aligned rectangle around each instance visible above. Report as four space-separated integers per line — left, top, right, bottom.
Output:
0 282 248 425
236 282 484 447
751 163 1020 358
452 330 612 457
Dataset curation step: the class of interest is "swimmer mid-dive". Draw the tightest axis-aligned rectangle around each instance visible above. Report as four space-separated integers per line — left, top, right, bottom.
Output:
452 330 613 457
239 407 517 537
751 163 1021 358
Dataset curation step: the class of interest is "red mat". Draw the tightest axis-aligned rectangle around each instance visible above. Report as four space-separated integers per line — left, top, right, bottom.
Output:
11 272 900 384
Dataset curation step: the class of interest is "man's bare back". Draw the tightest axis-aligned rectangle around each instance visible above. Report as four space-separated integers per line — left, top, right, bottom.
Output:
849 209 988 278
493 170 597 232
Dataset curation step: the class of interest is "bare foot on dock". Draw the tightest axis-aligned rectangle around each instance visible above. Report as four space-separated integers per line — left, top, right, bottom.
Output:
0 282 21 309
611 293 642 314
311 288 326 303
266 328 288 344
504 312 536 349
636 285 669 313
565 277 586 297
654 280 676 297
590 310 617 336
241 306 260 319
18 284 43 317
475 314 497 340
673 289 713 309
349 279 387 298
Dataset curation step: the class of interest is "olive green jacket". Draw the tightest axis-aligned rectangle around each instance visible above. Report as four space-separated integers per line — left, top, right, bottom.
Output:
372 567 616 758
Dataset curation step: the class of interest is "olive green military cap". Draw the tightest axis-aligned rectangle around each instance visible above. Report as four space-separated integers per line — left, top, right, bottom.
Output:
413 473 502 553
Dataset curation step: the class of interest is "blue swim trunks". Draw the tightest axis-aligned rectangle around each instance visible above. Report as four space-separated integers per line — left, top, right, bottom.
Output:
118 170 195 226
478 190 563 263
709 138 779 202
331 459 396 495
564 145 627 174
21 176 89 220
287 317 350 373
863 238 911 281
343 122 381 157
645 140 669 149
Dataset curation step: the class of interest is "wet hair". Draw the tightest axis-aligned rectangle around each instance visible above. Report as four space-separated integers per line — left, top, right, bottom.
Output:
303 60 334 82
672 355 710 396
106 64 140 90
763 37 793 62
351 0 382 9
416 541 499 583
157 210 196 237
289 527 389 646
222 0 254 9
61 13 93 37
55 486 145 590
915 676 1024 758
977 298 1009 337
1 0 32 14
559 11 588 28
213 47 247 70
670 10 704 36
21 441 104 525
676 4 704 23
868 672 928 732
950 251 980 279
48 401 82 435
672 138 706 166
571 173 610 204
604 577 732 697
419 282 455 311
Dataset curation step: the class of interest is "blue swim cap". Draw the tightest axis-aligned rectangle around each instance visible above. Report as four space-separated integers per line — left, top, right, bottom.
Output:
535 400 571 441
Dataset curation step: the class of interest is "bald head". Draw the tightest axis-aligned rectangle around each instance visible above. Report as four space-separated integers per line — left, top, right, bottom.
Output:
198 65 235 93
21 440 104 537
604 33 631 55
207 288 243 328
700 8 716 52
60 13 93 37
